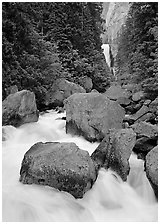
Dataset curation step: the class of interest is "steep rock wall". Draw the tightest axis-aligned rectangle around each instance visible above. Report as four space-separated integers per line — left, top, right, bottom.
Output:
102 2 130 58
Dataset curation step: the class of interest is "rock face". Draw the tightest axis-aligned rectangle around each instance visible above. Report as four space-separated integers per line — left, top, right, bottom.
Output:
104 85 131 101
44 78 86 108
64 93 125 142
102 2 131 58
91 128 136 181
2 90 39 127
145 146 158 198
19 142 96 199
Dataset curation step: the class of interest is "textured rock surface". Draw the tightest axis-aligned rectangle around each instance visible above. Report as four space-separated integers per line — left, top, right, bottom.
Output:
64 93 125 142
2 90 39 127
104 85 131 101
130 121 158 139
44 78 86 108
117 97 131 107
20 142 96 199
145 146 158 198
132 91 145 102
133 137 157 153
91 128 136 181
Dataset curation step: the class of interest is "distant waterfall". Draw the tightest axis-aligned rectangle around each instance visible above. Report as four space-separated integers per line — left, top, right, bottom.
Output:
102 44 115 77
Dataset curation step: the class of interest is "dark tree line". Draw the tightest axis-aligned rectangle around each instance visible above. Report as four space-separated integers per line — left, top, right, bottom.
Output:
2 2 111 108
115 2 158 99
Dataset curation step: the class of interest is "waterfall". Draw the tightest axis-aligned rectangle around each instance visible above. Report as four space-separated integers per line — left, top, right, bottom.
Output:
2 110 158 222
102 44 115 78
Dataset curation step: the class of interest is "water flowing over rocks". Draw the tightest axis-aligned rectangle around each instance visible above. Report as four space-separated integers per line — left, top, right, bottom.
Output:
44 78 86 108
64 92 125 142
91 128 136 181
2 90 39 127
145 146 158 198
19 142 96 199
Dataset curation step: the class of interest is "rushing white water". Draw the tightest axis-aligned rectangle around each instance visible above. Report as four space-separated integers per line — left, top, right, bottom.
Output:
102 44 110 67
2 110 158 222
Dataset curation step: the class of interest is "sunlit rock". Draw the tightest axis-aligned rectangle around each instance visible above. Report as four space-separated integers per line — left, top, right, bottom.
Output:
2 90 39 127
64 92 125 142
19 142 97 199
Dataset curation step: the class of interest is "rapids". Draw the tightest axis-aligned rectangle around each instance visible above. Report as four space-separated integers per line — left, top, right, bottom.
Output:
2 110 158 222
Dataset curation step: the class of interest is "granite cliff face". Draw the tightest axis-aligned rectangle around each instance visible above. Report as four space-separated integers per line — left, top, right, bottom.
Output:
102 2 130 58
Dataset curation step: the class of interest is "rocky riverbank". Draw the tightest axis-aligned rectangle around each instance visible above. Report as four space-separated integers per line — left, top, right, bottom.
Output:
2 80 158 199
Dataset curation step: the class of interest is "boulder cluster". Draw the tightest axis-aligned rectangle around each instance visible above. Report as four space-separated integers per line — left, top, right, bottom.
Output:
2 80 158 199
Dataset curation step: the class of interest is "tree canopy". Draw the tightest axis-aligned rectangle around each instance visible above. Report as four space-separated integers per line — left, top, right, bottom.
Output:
2 2 111 108
115 2 158 99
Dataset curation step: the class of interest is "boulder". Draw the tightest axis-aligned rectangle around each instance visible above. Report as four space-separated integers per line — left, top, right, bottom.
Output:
135 112 156 124
64 93 125 142
5 85 18 96
19 142 96 199
91 128 136 181
78 76 93 92
44 78 86 108
133 137 157 153
116 97 131 107
104 85 131 100
91 89 99 93
148 97 158 116
145 146 158 198
143 99 151 106
130 121 158 139
2 90 39 127
132 91 145 102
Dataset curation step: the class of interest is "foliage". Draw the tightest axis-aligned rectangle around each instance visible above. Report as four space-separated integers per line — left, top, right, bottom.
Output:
115 2 158 99
2 2 111 109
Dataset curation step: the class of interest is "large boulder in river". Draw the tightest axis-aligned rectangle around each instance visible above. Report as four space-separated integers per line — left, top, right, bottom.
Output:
145 146 158 198
44 78 86 108
2 90 39 127
91 128 136 181
19 142 96 199
104 85 131 101
64 93 125 142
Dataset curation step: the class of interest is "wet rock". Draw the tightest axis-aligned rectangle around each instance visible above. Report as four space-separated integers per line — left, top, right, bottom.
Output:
104 85 131 101
132 91 145 102
130 121 158 139
91 128 136 181
64 93 125 142
145 146 158 198
44 78 85 108
20 142 96 199
2 90 39 127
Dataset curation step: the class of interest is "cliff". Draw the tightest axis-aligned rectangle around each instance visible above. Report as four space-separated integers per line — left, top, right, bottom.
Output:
102 2 130 58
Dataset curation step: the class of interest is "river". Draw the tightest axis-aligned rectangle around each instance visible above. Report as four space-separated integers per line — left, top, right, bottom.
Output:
2 110 158 221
